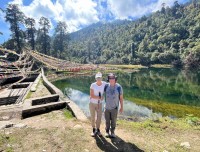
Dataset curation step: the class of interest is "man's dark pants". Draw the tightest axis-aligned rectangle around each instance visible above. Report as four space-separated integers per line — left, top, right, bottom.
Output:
104 108 118 133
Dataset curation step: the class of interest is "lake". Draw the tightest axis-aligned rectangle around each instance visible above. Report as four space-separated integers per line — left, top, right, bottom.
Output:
52 68 200 118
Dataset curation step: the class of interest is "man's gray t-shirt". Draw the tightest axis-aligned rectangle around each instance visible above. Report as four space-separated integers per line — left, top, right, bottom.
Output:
105 83 123 110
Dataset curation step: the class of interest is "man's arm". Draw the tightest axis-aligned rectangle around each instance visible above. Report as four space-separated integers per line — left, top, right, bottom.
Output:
119 94 123 113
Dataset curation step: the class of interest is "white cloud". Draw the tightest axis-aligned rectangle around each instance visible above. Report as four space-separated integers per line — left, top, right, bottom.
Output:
106 0 188 19
4 0 190 33
9 0 23 5
9 0 99 33
0 10 4 21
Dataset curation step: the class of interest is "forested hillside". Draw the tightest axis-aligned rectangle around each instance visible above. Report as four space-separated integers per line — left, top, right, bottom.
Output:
1 1 200 70
67 1 200 69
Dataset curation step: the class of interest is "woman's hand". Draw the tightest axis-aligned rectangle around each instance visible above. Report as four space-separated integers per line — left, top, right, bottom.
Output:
100 96 104 101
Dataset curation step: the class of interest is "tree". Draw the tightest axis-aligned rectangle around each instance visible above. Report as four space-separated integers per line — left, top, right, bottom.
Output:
37 17 51 55
161 3 166 14
184 44 200 70
192 0 198 8
5 4 25 53
25 17 36 50
0 8 4 35
53 21 69 58
131 43 136 60
0 8 4 12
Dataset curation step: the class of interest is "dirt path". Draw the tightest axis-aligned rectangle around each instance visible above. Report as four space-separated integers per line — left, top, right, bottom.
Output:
1 110 199 152
8 111 143 152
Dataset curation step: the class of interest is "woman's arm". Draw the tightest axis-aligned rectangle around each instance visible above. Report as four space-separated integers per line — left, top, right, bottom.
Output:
90 88 101 100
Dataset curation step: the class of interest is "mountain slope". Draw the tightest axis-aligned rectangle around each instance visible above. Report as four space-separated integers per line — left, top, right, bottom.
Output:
66 1 200 69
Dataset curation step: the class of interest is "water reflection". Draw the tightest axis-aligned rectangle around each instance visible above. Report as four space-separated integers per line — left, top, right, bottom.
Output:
64 87 157 118
53 68 200 117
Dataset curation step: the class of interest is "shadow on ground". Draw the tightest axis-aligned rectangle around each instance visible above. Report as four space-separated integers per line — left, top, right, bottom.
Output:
95 135 144 152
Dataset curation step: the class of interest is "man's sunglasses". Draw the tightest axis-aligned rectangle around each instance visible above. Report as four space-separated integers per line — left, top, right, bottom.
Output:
109 77 115 79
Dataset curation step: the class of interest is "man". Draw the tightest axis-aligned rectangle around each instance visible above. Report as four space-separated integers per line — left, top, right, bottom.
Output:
104 73 123 138
90 72 106 136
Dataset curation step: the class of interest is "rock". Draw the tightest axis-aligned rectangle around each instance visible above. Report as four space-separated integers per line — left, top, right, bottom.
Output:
2 116 10 120
14 123 27 128
5 131 12 135
163 150 168 152
180 142 191 149
73 124 82 129
171 138 178 143
0 121 14 129
84 149 89 152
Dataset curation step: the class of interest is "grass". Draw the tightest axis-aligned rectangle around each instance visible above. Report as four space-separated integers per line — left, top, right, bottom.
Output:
150 64 172 68
126 97 200 118
101 64 146 69
0 133 15 152
118 116 200 133
117 116 200 151
63 108 74 119
25 78 43 99
101 64 172 69
25 91 32 99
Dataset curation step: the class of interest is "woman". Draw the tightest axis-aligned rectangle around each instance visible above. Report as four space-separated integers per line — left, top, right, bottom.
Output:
89 72 106 136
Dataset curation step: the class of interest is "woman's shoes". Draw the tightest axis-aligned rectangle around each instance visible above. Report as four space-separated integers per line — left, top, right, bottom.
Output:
91 128 102 137
91 128 96 137
96 128 102 136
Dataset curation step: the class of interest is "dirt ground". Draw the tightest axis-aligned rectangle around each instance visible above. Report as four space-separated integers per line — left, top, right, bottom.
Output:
0 110 199 152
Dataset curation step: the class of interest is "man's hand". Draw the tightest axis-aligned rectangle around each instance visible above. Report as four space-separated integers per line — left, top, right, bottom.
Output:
119 107 123 114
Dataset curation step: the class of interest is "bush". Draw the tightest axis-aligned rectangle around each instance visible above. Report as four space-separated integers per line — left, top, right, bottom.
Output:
184 52 200 70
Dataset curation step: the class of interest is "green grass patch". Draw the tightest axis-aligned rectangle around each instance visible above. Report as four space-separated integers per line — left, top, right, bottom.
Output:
63 108 74 119
25 91 32 99
150 64 172 68
25 78 43 99
118 116 200 133
101 64 146 69
100 64 172 70
127 97 200 118
0 134 16 152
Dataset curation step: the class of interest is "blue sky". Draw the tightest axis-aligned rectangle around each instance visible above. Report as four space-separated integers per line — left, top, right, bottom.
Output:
0 0 190 44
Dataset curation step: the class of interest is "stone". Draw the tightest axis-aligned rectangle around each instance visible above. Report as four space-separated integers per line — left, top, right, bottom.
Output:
84 149 89 152
7 144 11 148
14 123 27 128
5 131 12 135
180 142 191 149
0 121 14 129
73 124 82 129
171 138 178 143
2 116 10 120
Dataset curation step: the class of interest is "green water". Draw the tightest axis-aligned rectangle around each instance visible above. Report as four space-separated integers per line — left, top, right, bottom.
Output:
52 68 200 118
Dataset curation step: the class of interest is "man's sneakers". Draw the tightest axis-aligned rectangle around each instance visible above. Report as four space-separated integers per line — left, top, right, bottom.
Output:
105 132 116 138
96 128 102 136
105 131 110 138
91 128 116 138
110 133 116 138
91 128 96 137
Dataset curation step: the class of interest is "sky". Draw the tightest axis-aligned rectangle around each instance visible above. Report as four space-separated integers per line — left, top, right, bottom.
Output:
0 0 190 44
